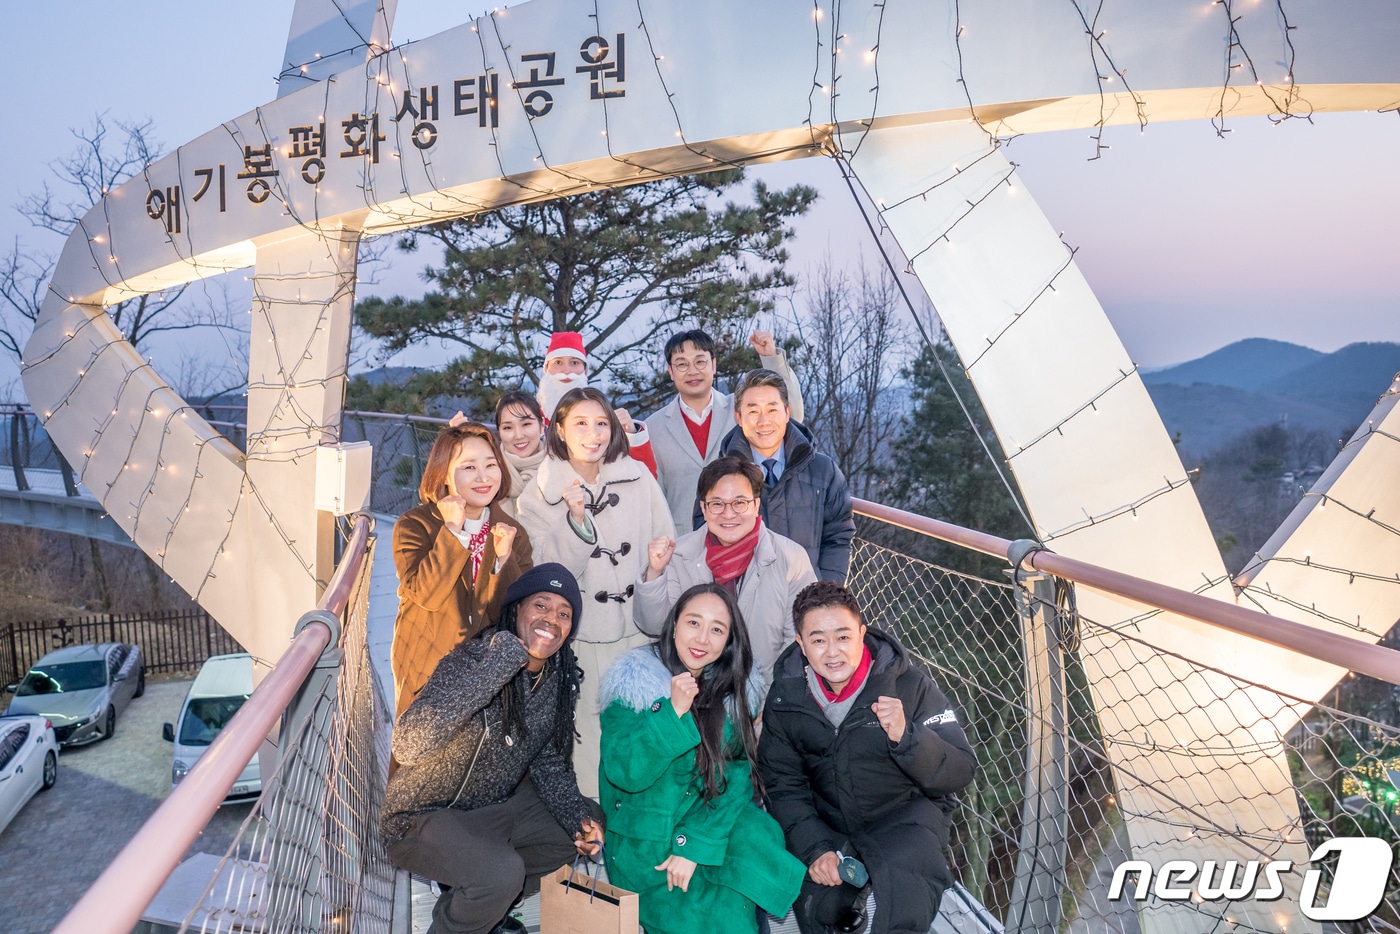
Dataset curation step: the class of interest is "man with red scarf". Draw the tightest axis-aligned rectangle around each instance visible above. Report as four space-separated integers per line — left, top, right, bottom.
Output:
758 582 977 934
634 456 816 683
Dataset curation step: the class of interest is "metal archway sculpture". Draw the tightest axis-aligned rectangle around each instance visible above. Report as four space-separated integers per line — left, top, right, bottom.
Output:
21 2 1400 930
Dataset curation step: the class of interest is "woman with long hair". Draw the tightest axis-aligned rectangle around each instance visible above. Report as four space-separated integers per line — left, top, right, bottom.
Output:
391 421 533 717
493 390 547 516
516 386 675 795
597 583 805 934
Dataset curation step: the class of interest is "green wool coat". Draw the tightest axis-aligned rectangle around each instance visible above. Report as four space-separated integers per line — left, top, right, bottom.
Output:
598 647 805 934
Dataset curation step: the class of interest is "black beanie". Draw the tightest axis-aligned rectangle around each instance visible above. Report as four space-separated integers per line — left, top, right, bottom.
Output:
503 562 583 624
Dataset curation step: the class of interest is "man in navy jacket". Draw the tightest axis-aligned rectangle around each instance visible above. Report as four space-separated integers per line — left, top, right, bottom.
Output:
758 581 976 934
710 368 854 583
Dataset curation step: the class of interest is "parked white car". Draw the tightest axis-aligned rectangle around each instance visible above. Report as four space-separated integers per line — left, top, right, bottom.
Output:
0 714 58 835
162 653 260 802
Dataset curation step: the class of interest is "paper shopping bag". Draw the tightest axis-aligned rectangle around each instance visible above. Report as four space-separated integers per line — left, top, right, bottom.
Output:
539 861 639 934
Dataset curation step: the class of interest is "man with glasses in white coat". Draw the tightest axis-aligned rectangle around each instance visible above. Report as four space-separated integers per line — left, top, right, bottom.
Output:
636 455 816 683
649 329 805 532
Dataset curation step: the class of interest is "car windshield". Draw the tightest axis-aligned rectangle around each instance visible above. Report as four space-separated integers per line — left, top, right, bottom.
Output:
178 695 249 746
16 661 106 695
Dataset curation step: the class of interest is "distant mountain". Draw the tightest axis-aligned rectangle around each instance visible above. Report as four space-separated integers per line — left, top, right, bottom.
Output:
1141 338 1323 392
1142 339 1400 457
1258 342 1400 414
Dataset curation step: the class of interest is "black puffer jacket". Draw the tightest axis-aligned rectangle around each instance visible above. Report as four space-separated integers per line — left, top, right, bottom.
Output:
710 420 855 583
380 631 592 848
756 628 976 932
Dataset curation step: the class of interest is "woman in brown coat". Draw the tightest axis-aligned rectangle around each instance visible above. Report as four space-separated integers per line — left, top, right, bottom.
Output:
391 421 533 717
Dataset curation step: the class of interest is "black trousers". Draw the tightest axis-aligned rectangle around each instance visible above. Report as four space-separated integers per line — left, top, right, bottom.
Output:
387 777 578 934
792 830 948 934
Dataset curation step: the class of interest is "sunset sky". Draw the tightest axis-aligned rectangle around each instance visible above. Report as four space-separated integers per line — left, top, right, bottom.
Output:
3 2 1396 392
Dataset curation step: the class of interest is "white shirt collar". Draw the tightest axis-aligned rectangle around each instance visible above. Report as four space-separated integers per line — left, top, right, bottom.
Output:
678 391 715 424
450 510 489 547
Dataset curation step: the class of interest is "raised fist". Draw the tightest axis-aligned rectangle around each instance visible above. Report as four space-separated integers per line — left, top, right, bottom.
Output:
645 536 676 579
670 672 699 717
561 479 588 524
437 494 468 532
749 331 777 358
492 522 518 558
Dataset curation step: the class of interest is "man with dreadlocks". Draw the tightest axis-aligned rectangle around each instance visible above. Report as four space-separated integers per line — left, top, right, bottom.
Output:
381 564 604 934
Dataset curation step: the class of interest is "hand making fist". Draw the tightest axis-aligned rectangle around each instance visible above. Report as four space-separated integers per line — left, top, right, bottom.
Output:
808 851 842 887
872 695 907 743
491 522 517 558
614 407 637 434
561 480 588 524
448 410 470 428
670 671 699 717
749 331 777 357
645 536 676 579
437 494 468 532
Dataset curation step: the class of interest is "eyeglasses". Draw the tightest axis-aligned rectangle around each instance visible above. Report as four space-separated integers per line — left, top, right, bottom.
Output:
591 542 631 566
668 357 713 375
594 584 636 604
702 497 756 516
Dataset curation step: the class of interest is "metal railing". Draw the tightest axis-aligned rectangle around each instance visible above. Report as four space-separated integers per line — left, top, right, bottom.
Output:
51 514 386 934
18 400 1400 932
847 503 1400 933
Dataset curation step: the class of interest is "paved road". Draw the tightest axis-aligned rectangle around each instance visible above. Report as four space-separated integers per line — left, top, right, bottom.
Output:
0 676 253 934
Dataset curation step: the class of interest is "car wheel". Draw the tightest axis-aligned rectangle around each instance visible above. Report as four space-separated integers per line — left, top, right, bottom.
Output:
104 705 117 740
133 667 146 698
42 751 57 789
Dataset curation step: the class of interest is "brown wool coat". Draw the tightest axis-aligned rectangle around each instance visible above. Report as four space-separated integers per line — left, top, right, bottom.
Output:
390 500 532 717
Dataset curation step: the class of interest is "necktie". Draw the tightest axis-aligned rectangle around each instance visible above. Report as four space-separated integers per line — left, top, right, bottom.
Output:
762 457 778 487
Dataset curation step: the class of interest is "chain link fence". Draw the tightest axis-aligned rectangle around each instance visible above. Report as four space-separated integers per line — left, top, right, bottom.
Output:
175 534 402 933
845 534 1400 934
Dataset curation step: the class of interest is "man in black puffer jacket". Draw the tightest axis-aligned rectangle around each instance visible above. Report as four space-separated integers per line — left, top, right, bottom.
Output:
381 564 604 934
758 582 976 934
704 368 855 583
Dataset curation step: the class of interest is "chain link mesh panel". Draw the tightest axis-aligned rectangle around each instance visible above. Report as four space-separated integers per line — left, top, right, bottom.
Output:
845 534 1400 934
177 534 403 933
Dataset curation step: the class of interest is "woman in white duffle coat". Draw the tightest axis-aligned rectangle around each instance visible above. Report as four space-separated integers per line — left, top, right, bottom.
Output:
516 386 676 796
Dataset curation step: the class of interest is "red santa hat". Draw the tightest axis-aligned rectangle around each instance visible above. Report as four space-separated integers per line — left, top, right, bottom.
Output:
544 331 587 365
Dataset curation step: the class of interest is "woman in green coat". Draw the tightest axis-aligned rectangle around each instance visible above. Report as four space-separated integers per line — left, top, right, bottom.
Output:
598 583 805 934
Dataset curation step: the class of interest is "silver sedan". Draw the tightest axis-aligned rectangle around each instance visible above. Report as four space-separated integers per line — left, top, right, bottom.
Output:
4 643 146 745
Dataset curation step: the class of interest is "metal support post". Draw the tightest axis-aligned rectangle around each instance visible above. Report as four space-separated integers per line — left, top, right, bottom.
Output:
1006 540 1069 934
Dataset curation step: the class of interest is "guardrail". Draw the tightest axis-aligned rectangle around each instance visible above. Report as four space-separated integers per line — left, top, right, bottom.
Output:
51 514 378 934
854 498 1400 686
16 400 1400 932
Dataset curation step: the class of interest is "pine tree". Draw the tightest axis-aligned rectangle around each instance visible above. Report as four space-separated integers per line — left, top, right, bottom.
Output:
354 170 817 416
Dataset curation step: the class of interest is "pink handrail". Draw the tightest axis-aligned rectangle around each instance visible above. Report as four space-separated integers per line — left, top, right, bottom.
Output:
51 514 373 934
854 498 1400 687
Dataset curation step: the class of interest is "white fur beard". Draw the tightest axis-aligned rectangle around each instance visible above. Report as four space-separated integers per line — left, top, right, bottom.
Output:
536 371 589 420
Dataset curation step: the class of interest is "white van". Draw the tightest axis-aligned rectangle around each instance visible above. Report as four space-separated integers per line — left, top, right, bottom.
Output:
162 653 260 801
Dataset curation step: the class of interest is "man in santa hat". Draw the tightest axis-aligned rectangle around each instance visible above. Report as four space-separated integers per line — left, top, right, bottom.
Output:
537 331 657 476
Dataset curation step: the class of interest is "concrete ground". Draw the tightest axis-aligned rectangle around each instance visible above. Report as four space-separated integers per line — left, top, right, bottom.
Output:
0 675 253 934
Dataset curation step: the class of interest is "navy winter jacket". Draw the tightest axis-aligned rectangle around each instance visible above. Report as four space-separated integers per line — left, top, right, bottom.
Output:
707 420 856 583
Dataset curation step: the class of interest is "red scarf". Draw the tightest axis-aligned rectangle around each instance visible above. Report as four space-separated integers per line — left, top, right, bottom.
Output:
816 646 873 702
467 521 491 584
704 517 762 589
